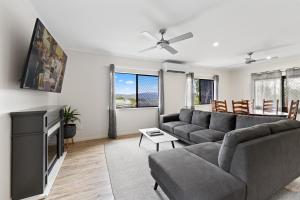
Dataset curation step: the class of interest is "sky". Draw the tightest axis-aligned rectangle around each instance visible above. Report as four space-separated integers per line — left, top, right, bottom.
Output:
115 73 158 95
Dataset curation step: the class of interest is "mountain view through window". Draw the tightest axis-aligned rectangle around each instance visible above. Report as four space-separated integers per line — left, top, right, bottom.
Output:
115 73 158 108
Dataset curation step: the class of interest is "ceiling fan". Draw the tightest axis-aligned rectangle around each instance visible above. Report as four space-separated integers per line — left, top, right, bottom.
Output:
244 51 278 64
139 29 193 55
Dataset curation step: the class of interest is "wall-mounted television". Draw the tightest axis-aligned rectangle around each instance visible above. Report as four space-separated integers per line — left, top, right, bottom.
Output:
20 18 67 93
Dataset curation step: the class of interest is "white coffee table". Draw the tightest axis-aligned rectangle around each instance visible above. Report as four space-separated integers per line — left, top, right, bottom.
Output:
138 128 178 151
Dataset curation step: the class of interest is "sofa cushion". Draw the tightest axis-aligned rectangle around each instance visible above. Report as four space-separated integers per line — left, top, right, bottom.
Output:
179 108 193 123
218 124 271 172
149 149 246 200
161 121 188 133
191 110 211 128
268 119 300 134
209 112 236 132
185 142 221 165
190 129 225 144
174 124 204 140
236 115 285 129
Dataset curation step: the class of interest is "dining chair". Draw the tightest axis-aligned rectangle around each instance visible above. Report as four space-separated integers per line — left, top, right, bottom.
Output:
288 100 299 120
215 100 228 112
263 99 279 113
232 100 249 115
211 100 216 112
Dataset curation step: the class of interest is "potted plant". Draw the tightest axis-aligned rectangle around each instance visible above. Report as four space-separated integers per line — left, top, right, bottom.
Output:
63 106 80 142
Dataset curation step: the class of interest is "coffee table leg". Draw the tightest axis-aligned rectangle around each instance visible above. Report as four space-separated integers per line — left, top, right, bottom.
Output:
139 134 143 147
154 182 158 190
171 141 175 148
156 143 159 152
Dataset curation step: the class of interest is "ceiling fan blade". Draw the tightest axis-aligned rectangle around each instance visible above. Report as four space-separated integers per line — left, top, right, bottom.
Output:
139 46 157 53
141 31 159 42
163 45 178 54
245 60 255 64
254 58 267 62
255 43 294 53
249 56 279 63
168 32 193 44
269 56 279 60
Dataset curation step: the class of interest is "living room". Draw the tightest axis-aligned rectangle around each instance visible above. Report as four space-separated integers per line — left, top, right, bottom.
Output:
1 0 300 200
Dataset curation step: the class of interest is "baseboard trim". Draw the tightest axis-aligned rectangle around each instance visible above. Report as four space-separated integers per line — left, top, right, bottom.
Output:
116 133 139 139
74 135 105 142
73 133 140 143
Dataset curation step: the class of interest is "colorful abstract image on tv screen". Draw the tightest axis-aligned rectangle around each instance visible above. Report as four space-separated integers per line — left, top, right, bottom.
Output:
22 19 67 93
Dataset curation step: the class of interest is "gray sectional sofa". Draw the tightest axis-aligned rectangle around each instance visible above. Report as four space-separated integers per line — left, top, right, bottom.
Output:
150 109 300 200
160 108 284 144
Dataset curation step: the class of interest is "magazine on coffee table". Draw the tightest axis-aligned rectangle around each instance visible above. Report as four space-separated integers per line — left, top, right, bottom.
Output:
145 128 164 136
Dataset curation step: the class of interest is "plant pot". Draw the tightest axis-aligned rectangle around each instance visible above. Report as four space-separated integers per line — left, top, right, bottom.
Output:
64 124 76 139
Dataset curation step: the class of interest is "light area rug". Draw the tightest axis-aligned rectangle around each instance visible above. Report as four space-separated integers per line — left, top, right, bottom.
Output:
105 137 300 200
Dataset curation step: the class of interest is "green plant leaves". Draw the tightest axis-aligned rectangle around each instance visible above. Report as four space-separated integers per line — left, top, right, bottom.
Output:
64 106 80 124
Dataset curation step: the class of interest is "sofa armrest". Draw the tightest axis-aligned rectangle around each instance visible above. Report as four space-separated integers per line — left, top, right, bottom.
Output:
160 113 180 123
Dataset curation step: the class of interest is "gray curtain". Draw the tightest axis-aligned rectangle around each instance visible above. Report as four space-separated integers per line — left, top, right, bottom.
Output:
213 75 219 100
158 69 165 128
251 70 282 80
185 72 195 109
108 64 117 139
286 68 300 111
251 70 282 109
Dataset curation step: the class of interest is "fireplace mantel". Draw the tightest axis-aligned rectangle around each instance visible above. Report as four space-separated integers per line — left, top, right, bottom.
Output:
11 105 65 200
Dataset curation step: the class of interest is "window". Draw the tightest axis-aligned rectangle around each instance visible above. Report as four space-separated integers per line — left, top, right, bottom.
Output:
252 69 300 112
285 75 300 111
115 73 136 108
138 75 159 107
115 73 159 108
252 71 283 110
253 78 281 109
194 79 214 105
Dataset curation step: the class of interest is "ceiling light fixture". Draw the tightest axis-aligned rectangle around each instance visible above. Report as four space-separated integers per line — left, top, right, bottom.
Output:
266 56 272 60
212 42 219 47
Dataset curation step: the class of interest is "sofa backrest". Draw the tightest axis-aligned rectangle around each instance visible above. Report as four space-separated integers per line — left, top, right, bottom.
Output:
218 124 271 172
268 119 300 133
191 110 211 128
179 108 193 123
229 120 300 200
236 114 285 129
209 112 236 132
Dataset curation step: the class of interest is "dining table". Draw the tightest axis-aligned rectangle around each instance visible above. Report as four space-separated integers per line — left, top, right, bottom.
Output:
249 109 288 117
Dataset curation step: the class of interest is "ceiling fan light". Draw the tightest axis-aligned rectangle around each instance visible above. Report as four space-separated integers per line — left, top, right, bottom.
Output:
266 56 272 60
212 42 219 47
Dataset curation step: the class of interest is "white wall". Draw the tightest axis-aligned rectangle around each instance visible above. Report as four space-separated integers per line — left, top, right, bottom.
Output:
164 72 186 114
59 50 233 138
230 55 300 118
59 50 162 138
58 51 110 141
230 55 300 100
115 66 160 135
192 66 232 111
116 108 158 135
0 0 59 199
163 67 233 113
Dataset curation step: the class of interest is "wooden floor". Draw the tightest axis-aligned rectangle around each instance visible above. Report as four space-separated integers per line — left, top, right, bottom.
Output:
42 137 300 200
46 139 115 200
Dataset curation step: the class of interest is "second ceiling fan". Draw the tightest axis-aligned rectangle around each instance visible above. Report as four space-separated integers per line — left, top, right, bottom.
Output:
140 29 193 55
244 51 278 64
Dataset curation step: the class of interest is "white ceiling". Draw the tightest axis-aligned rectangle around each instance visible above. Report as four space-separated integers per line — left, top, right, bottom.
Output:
30 0 300 68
